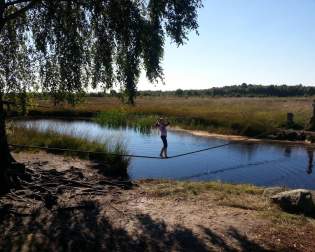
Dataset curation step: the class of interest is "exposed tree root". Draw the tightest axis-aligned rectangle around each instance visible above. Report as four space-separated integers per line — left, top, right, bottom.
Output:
0 160 133 216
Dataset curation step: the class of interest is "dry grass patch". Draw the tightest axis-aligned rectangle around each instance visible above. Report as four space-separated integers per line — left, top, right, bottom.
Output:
140 180 263 198
140 180 315 224
261 207 314 227
139 180 266 210
216 193 269 211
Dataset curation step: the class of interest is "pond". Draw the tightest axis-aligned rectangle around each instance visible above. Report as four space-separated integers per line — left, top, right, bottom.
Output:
17 119 315 189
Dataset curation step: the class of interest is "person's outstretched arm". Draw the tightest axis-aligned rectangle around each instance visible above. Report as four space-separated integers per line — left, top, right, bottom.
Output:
165 119 170 126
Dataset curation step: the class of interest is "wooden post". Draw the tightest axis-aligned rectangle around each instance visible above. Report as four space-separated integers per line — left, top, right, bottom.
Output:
286 113 294 128
308 100 315 131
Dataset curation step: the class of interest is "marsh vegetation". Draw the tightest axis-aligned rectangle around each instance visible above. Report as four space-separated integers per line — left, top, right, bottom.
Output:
28 96 315 137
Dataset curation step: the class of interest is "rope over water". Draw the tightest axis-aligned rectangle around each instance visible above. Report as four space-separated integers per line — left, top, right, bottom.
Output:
6 100 276 159
9 129 273 160
10 143 232 159
9 144 161 159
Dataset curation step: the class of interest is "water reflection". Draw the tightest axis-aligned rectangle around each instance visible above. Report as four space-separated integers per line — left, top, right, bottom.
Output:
307 149 313 175
17 119 315 190
179 158 285 180
237 142 258 161
284 146 292 158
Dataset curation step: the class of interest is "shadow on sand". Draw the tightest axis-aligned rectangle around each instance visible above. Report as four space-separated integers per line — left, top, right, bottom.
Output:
0 200 275 252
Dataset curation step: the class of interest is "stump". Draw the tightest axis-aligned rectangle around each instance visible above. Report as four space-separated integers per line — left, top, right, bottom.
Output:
286 112 294 129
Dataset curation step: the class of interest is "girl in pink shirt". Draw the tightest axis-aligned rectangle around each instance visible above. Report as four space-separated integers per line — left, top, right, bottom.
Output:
155 117 170 158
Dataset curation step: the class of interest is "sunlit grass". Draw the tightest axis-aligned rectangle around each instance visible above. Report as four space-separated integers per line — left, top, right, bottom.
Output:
140 180 263 198
139 180 315 226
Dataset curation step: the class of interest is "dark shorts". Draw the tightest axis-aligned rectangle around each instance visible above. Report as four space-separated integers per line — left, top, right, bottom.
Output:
161 136 168 148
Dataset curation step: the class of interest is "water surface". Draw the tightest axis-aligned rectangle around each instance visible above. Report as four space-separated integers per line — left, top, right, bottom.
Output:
18 119 315 189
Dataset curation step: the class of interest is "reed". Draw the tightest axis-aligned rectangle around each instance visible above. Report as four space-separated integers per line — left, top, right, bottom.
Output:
95 109 277 136
95 109 129 128
95 110 157 134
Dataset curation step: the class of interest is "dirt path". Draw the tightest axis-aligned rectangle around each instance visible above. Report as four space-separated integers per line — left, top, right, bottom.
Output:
0 152 314 252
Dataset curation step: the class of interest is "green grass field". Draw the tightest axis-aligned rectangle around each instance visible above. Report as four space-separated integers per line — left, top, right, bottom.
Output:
29 96 315 136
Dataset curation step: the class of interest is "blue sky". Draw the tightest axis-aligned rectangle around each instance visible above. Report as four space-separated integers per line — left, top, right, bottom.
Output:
138 0 315 90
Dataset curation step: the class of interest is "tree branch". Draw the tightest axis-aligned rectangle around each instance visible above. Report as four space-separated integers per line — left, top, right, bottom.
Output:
3 0 41 22
3 0 85 22
5 0 31 7
0 0 5 32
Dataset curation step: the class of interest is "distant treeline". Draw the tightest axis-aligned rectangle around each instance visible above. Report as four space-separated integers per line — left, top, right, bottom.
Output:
135 84 315 97
7 84 315 101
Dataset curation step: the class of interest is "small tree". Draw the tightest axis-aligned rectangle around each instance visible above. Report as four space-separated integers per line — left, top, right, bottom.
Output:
175 88 184 96
0 0 202 193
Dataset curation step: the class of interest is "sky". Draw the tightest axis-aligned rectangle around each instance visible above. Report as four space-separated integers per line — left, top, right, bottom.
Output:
138 0 315 91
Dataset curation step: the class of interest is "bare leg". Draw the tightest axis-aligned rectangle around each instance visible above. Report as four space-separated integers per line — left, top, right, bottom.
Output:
164 147 168 158
160 147 164 158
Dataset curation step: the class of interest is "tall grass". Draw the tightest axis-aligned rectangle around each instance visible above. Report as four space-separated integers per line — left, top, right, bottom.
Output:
95 110 157 134
7 125 130 177
95 108 278 136
95 110 129 128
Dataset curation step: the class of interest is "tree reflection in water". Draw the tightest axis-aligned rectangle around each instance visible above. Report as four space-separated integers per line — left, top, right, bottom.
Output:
307 149 314 175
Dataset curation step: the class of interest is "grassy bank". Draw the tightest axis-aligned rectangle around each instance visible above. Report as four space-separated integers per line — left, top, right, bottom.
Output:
27 96 315 136
140 180 314 226
7 125 130 176
141 180 267 211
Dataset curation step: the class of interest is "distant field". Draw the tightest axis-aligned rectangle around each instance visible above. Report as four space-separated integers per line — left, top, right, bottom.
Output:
32 96 315 136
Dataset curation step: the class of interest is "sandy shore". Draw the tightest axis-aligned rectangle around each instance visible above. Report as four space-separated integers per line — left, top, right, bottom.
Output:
171 126 315 147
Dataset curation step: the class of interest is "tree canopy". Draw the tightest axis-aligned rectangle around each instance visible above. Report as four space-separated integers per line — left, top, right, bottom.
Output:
0 0 203 193
0 0 203 104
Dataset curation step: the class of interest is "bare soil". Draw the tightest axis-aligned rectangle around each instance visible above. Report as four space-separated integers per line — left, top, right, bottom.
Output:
0 152 314 252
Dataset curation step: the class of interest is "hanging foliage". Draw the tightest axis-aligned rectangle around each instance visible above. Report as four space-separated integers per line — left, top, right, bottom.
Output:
1 0 203 104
